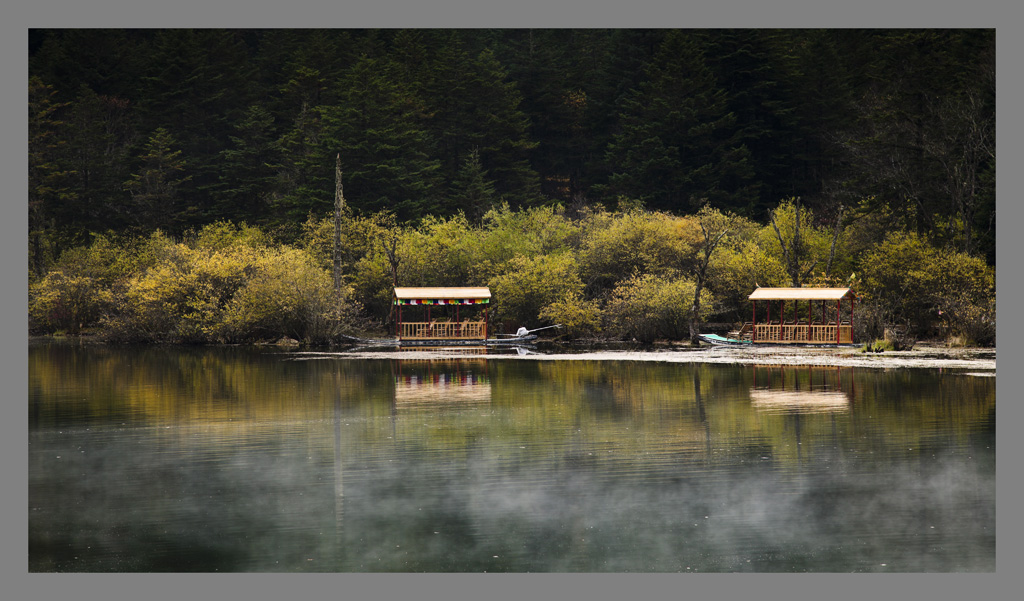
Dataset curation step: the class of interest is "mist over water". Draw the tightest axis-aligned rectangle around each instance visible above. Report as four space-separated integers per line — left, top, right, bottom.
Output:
29 343 994 572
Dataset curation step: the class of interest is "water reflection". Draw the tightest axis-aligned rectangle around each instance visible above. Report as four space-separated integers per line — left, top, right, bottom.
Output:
28 343 995 572
750 366 851 414
393 356 491 406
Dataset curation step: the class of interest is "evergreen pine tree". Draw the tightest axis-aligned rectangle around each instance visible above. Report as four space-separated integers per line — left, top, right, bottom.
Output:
416 33 541 209
212 104 281 225
448 148 498 221
64 84 137 233
700 29 800 216
123 127 193 231
604 31 757 213
321 55 441 219
137 30 257 220
28 77 76 277
788 30 860 211
273 99 329 224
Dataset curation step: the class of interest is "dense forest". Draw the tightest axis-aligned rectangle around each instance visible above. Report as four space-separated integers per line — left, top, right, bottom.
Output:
28 29 996 346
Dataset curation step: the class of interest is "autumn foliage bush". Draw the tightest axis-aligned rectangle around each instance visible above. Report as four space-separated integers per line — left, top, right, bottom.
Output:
603 272 712 343
29 271 113 335
488 252 584 328
858 232 995 345
30 223 358 344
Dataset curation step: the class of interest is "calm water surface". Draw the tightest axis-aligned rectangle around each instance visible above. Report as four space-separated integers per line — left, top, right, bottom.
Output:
28 343 995 572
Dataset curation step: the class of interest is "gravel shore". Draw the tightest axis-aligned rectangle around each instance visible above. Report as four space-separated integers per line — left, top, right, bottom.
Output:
307 343 996 372
514 344 996 371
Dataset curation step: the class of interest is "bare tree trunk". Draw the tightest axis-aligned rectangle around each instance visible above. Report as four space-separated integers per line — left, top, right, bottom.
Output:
688 277 705 346
824 204 844 278
769 203 800 287
333 154 344 300
689 210 730 346
771 199 820 287
381 233 401 333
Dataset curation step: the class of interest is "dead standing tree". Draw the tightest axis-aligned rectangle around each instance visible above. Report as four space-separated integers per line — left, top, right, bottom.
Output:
824 203 845 279
378 215 402 332
687 206 733 346
769 198 819 287
333 154 345 301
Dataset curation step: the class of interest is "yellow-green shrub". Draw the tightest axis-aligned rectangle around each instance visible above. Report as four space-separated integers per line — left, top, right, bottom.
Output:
399 214 479 287
100 229 355 343
29 271 114 334
220 247 359 343
187 220 271 251
110 244 263 342
477 204 581 265
603 272 712 343
703 238 787 317
488 253 583 328
578 210 683 289
858 231 995 343
299 211 395 274
538 293 603 339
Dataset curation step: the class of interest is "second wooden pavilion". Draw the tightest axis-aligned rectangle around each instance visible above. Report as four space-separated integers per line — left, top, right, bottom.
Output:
741 287 856 344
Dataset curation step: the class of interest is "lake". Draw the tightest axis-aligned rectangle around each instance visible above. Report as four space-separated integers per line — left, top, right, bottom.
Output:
28 342 995 572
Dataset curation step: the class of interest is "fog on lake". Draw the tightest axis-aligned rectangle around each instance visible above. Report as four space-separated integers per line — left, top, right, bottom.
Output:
29 343 995 572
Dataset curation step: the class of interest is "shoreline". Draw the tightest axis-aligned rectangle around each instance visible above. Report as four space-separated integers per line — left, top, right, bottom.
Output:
293 342 997 372
29 336 996 372
523 344 996 371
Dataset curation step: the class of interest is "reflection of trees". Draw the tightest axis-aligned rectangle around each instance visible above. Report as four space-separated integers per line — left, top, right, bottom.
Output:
333 364 344 546
747 366 994 465
30 343 995 471
28 343 397 430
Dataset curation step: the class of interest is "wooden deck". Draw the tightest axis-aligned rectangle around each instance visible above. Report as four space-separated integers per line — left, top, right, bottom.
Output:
752 323 852 344
399 321 487 341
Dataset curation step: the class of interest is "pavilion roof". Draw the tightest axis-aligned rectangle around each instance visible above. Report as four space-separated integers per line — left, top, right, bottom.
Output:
393 287 491 301
748 287 854 301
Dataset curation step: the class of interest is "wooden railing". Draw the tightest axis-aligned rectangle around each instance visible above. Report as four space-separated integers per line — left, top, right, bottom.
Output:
400 321 487 340
754 323 852 344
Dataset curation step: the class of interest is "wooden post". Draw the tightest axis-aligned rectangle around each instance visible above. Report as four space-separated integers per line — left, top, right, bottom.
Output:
836 299 841 343
850 295 855 343
784 300 787 340
807 300 811 341
752 300 756 342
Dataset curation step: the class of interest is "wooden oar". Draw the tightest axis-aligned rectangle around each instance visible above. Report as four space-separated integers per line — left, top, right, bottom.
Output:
496 324 563 337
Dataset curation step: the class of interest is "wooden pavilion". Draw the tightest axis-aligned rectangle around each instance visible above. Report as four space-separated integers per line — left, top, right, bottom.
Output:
740 287 856 344
393 287 491 342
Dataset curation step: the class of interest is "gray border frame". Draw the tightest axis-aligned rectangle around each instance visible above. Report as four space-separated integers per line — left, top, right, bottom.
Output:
6 2 1017 600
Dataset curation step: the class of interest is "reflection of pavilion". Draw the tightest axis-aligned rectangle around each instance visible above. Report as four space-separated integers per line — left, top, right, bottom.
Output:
749 365 854 414
392 357 492 406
